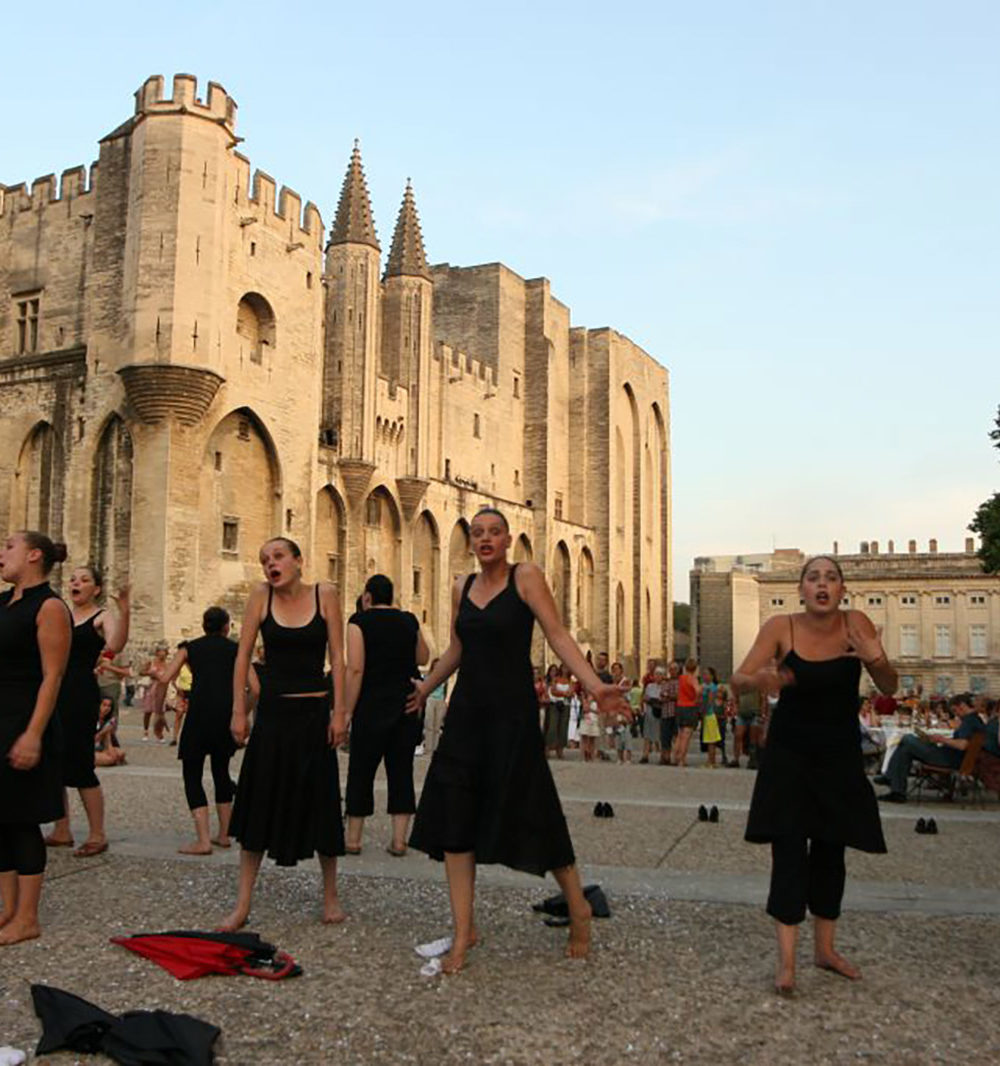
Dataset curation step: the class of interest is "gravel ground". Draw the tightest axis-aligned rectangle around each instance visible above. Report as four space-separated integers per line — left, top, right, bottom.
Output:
2 715 997 1064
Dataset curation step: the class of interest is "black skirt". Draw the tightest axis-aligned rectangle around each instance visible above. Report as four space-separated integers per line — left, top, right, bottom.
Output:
56 667 101 790
0 681 64 825
229 693 344 865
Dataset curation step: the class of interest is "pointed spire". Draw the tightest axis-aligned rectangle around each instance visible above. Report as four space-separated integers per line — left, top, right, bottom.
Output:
385 180 430 281
329 140 379 250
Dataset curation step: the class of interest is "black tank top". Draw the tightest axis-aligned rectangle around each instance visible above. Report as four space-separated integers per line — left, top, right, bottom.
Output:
259 585 329 694
66 610 106 679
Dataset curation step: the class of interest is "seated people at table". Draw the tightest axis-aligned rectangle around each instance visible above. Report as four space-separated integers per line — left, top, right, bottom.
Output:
876 693 986 803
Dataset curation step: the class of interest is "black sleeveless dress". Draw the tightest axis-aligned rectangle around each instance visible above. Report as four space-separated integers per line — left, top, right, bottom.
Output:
55 610 105 789
409 565 576 876
745 636 886 853
229 586 345 865
0 582 66 824
177 634 238 762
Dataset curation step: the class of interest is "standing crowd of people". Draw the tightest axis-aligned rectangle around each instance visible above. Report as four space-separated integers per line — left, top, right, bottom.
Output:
532 655 766 769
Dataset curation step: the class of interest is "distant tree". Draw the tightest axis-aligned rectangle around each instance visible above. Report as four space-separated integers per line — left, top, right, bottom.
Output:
969 405 1000 573
673 602 691 634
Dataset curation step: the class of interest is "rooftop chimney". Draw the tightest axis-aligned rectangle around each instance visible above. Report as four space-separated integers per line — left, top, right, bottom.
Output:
888 539 895 553
860 541 869 554
832 540 839 555
965 537 975 553
929 538 938 554
908 539 917 554
871 540 879 554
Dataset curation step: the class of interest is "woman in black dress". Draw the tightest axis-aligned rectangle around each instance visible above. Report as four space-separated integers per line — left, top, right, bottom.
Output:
408 508 628 973
45 566 129 857
0 531 72 945
157 607 239 855
342 574 429 856
731 555 897 995
219 538 347 931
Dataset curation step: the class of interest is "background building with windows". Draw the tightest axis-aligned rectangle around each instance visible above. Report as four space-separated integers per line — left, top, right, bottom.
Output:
0 73 672 669
691 539 999 695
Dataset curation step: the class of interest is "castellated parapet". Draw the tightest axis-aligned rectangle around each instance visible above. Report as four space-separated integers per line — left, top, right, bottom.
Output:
0 72 672 675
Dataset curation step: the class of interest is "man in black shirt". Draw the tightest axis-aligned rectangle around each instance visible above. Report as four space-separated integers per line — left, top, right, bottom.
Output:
877 693 985 803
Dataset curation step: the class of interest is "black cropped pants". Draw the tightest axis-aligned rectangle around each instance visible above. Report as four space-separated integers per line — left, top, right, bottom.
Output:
767 836 846 925
345 714 418 817
182 751 235 811
0 822 46 876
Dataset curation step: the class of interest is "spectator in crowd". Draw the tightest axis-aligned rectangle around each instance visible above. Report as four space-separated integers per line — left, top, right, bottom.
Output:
876 693 987 803
671 659 701 767
423 659 449 757
659 662 680 765
94 697 126 768
640 666 666 764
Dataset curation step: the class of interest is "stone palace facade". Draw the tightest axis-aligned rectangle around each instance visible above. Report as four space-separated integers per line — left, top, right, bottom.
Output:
0 73 672 669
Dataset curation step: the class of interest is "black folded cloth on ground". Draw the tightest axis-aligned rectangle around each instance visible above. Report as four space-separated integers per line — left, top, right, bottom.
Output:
532 884 611 920
31 984 220 1065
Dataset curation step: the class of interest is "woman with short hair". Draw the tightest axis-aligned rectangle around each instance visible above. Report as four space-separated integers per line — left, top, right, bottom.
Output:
343 573 429 856
670 659 701 767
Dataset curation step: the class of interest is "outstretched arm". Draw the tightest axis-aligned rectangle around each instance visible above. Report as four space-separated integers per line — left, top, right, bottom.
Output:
515 564 627 716
157 646 189 687
97 586 131 655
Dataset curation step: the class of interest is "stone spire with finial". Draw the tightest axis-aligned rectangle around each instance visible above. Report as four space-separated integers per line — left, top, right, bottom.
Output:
329 139 380 250
385 179 430 280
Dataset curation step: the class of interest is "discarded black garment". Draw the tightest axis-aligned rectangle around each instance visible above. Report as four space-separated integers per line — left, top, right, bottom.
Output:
101 1010 220 1066
32 985 117 1055
531 884 611 920
31 984 220 1065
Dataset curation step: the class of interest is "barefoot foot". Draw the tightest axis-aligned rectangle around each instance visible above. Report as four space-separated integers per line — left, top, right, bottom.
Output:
566 903 592 959
322 899 347 924
0 919 41 945
815 950 861 980
178 842 213 856
216 907 250 932
211 836 231 848
774 961 796 996
0 912 14 930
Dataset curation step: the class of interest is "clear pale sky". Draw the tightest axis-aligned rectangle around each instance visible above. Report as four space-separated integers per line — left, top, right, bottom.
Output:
2 1 997 600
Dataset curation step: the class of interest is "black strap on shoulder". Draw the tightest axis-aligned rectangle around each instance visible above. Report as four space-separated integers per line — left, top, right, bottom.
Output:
788 614 795 653
462 573 476 599
266 585 274 617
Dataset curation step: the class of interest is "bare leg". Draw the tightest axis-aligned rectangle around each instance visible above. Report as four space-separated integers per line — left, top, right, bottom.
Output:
814 917 861 979
774 920 798 994
0 871 16 927
390 813 411 853
179 807 213 855
442 851 477 974
320 854 346 923
78 785 106 847
217 849 262 931
142 710 151 737
0 874 43 945
552 864 592 959
212 802 232 847
46 791 73 845
346 815 364 852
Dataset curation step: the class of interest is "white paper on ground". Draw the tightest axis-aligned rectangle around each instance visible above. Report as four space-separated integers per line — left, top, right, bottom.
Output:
420 957 443 977
415 936 453 959
0 1047 27 1066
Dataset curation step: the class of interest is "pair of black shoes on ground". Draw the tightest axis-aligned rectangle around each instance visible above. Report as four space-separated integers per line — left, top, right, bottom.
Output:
593 802 615 818
533 884 612 925
915 817 938 835
697 805 719 823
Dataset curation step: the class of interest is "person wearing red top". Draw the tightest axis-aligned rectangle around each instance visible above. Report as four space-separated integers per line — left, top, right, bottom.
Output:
670 659 701 767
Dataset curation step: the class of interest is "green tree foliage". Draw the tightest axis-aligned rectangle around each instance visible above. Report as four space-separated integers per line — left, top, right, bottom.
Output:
673 601 691 634
969 405 1000 573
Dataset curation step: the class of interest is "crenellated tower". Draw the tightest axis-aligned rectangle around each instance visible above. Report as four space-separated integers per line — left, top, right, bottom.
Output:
322 143 380 479
381 181 432 482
